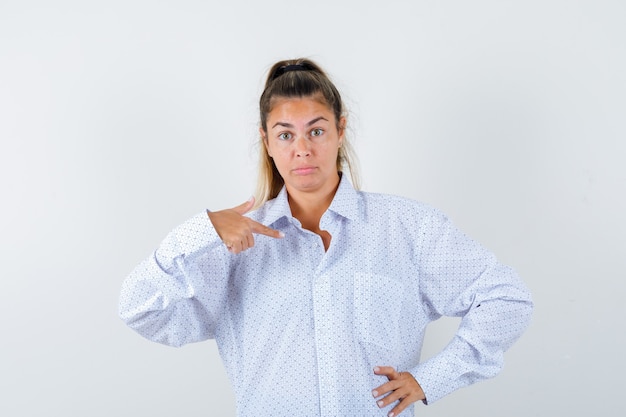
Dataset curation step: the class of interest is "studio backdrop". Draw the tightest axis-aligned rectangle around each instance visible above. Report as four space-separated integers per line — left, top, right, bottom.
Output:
1 1 624 416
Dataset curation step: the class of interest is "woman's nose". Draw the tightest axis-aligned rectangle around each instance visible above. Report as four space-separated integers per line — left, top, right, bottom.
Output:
294 136 311 157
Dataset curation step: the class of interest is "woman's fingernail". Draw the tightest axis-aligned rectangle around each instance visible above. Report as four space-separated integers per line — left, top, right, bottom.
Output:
373 366 380 372
372 390 378 397
388 413 394 417
377 400 384 407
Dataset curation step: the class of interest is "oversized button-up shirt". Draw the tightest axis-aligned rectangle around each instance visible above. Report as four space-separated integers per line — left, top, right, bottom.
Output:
119 175 533 416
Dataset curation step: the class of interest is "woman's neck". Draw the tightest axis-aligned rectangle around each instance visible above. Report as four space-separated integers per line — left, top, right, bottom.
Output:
286 178 340 233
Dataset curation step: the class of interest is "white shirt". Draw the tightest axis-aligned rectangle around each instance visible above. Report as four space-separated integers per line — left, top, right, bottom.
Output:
119 175 533 416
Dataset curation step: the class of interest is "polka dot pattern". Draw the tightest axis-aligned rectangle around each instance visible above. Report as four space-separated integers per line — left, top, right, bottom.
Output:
119 175 533 415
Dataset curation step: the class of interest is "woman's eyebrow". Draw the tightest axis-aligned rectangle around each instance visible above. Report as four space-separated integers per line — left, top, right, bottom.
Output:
271 117 329 129
272 122 294 129
306 117 328 126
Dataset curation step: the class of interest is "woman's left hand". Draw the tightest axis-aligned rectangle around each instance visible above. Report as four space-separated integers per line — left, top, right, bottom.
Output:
371 366 426 417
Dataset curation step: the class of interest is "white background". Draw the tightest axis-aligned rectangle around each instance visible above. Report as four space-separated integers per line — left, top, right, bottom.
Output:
1 1 624 416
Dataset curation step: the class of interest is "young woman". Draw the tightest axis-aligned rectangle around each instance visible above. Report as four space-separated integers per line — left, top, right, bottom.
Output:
119 58 533 417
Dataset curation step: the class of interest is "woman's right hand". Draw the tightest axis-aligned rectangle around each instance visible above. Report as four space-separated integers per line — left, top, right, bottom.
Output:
207 197 284 254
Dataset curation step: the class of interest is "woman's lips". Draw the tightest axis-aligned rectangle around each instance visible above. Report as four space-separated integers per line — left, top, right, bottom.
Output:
292 166 317 175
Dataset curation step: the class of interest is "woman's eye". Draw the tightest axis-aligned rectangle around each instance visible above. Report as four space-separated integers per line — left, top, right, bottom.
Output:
278 132 292 141
310 128 324 137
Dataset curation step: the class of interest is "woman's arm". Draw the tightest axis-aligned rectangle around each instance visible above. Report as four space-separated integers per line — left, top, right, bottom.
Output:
119 199 283 347
410 215 533 404
119 211 229 347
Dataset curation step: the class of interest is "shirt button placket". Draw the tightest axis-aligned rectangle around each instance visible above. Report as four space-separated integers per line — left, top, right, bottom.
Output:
312 273 340 416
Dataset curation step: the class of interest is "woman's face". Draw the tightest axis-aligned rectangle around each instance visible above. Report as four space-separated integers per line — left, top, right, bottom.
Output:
262 95 345 197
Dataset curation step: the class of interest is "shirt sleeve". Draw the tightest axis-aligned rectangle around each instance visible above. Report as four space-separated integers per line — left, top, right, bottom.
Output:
409 213 533 404
118 211 230 347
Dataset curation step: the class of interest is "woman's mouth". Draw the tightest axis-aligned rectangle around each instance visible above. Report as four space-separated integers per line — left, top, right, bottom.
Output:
292 166 317 175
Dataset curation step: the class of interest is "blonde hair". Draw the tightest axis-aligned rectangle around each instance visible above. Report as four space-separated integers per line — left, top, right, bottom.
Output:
255 58 360 207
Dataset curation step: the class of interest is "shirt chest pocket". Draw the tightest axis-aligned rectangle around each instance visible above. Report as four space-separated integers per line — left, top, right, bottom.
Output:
353 273 405 350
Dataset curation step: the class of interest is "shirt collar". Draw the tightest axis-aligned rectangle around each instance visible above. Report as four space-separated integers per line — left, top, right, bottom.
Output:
261 173 362 227
327 173 361 221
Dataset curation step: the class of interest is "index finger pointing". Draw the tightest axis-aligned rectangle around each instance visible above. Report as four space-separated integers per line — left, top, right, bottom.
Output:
249 219 284 239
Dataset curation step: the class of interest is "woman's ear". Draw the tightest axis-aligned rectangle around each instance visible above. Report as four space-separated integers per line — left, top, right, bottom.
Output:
260 127 271 157
338 116 347 146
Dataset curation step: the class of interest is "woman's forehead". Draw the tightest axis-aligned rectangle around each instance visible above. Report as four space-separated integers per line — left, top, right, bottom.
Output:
269 93 329 111
267 96 335 121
